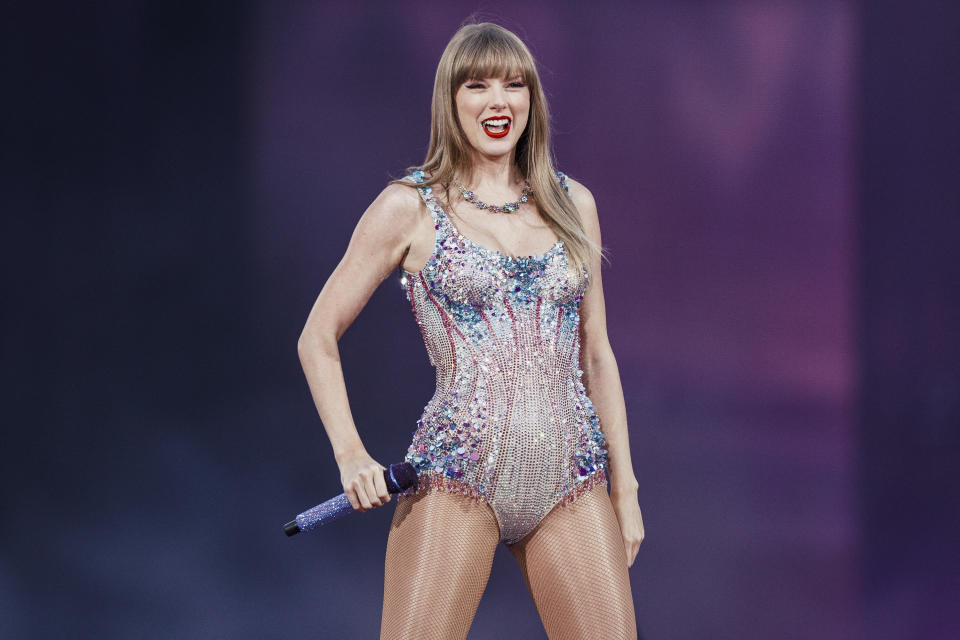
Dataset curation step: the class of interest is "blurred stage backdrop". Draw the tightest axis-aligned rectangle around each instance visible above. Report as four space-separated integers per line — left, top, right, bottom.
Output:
3 1 957 638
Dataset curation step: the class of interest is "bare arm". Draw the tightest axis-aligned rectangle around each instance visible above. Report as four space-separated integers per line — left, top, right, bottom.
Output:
568 178 638 493
567 177 645 565
296 181 423 511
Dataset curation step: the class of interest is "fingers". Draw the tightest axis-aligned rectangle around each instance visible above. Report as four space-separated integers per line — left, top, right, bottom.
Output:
360 464 389 509
356 482 373 511
345 462 392 512
624 530 644 567
372 465 392 506
344 484 363 511
344 475 373 511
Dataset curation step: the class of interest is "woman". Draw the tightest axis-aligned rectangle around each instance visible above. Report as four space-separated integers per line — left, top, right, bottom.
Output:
297 21 645 639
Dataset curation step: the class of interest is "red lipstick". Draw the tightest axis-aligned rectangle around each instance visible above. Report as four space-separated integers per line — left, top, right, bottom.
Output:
481 115 511 139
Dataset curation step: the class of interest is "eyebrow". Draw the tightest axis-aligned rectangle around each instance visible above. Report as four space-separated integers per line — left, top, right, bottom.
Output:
465 74 525 83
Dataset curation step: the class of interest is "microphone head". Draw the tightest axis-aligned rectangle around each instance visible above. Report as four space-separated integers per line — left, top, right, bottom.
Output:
387 462 418 492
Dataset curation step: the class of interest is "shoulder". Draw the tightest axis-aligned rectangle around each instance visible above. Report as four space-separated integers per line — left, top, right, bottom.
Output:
365 177 424 227
379 178 423 208
558 174 599 231
347 178 426 254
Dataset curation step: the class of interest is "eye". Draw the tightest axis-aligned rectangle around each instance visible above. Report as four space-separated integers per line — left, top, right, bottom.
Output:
509 81 526 88
466 83 484 89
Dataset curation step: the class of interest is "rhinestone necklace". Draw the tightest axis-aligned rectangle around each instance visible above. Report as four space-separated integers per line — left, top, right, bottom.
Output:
453 180 534 214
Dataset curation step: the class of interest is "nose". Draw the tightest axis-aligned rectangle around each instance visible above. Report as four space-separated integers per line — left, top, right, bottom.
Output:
489 84 507 110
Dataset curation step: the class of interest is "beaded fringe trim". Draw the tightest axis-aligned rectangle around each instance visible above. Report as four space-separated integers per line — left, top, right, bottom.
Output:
400 467 608 508
401 474 490 504
558 467 608 507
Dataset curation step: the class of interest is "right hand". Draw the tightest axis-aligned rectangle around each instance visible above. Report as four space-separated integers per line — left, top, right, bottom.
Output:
337 450 392 512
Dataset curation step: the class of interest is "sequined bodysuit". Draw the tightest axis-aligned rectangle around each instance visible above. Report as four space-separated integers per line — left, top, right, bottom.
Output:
399 169 609 545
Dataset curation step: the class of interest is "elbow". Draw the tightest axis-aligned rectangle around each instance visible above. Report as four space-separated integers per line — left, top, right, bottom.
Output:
296 333 308 357
583 340 616 373
296 332 310 363
297 320 319 360
297 328 321 359
297 324 339 362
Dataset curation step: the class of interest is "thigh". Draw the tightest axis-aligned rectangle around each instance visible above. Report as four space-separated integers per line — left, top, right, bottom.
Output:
380 488 501 640
507 482 637 640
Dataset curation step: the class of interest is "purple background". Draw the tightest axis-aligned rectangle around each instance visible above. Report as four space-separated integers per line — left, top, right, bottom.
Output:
3 1 957 638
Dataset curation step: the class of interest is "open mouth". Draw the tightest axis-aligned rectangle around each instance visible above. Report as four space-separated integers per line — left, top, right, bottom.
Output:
481 116 511 138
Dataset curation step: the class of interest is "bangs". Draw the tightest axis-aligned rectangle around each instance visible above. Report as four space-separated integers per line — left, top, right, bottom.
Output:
453 31 535 85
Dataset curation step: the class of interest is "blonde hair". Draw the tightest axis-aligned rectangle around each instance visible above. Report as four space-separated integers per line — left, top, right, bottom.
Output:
389 21 605 278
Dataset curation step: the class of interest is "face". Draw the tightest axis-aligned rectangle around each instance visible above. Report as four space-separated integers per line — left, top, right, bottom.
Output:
454 73 530 160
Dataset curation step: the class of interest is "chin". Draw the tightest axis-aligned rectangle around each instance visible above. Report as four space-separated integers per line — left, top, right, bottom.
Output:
475 137 517 154
476 145 516 159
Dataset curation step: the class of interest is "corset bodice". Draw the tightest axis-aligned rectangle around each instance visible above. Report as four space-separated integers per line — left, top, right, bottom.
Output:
398 169 608 540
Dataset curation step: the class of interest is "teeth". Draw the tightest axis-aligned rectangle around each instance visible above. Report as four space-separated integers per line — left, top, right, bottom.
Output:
483 118 509 126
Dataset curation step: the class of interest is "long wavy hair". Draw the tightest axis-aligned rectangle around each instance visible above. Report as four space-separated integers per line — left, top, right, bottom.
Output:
389 21 605 278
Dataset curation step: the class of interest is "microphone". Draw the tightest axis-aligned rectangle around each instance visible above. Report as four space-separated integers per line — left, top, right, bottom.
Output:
283 462 418 536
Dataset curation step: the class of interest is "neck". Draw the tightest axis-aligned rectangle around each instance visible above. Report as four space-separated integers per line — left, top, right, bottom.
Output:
459 151 524 190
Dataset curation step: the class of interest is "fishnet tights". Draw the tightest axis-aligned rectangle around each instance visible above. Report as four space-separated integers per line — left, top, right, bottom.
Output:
507 482 638 639
380 482 637 639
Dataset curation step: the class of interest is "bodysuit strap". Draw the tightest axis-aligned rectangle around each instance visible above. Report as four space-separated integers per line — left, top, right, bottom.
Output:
555 170 572 197
405 170 442 224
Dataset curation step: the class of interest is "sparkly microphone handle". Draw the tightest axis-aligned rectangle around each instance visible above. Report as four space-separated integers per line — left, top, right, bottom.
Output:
283 462 418 537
